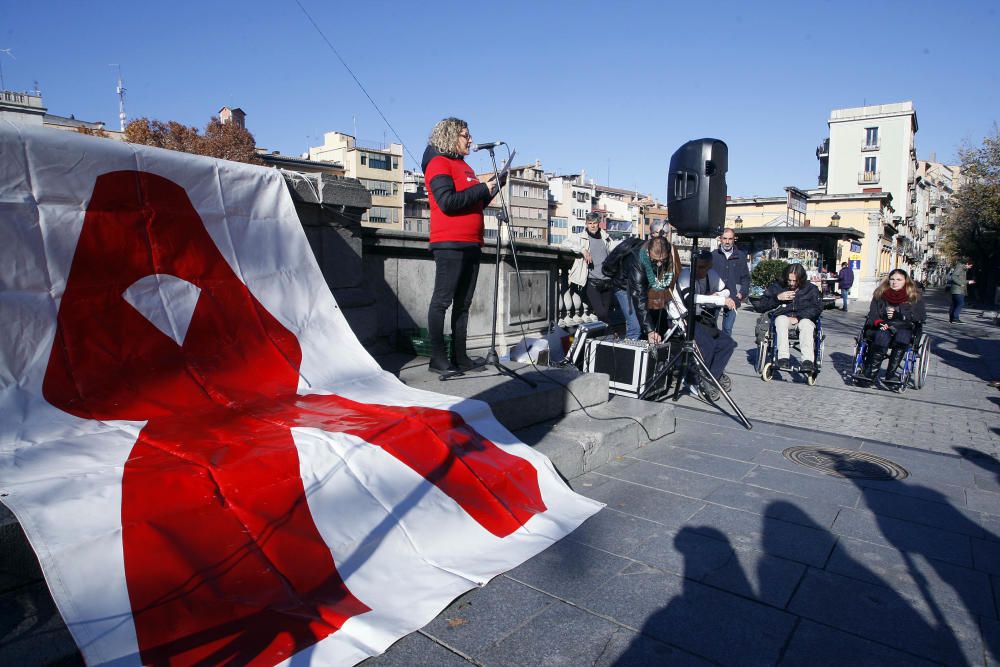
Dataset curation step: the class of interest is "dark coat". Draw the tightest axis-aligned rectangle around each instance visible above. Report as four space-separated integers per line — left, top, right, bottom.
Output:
712 246 751 307
758 280 823 322
837 266 855 290
864 296 926 329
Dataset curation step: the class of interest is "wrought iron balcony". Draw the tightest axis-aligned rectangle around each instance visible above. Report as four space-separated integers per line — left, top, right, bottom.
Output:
858 171 880 184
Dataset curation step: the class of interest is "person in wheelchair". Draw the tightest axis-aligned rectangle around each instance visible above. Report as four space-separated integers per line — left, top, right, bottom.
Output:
757 263 823 372
858 269 926 386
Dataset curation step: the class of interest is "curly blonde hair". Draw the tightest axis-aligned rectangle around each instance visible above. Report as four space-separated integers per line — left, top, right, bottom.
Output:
428 117 468 156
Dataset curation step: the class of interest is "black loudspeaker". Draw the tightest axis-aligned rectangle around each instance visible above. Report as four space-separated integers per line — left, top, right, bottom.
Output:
667 139 728 238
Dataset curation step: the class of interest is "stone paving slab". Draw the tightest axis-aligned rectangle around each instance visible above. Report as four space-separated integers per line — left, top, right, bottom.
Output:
831 507 974 567
828 536 996 619
788 567 984 665
702 480 844 529
575 562 797 666
779 619 940 667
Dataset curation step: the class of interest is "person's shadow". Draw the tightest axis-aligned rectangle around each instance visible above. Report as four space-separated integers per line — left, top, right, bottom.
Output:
836 459 998 663
615 503 973 665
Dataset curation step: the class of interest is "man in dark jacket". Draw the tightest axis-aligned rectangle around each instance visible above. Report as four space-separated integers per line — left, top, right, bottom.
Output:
712 228 750 336
837 261 855 311
757 263 823 372
948 259 974 323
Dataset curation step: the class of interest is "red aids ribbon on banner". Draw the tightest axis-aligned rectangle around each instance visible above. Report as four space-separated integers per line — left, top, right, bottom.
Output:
43 172 546 665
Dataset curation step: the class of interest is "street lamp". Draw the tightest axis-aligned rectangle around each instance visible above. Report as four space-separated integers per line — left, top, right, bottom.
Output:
830 211 841 227
734 215 743 229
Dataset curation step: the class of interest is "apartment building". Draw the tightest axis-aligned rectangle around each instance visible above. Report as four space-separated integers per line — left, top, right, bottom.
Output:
483 161 549 245
309 131 404 230
817 101 920 276
593 183 638 239
402 170 430 235
548 172 594 236
914 158 961 284
820 102 918 222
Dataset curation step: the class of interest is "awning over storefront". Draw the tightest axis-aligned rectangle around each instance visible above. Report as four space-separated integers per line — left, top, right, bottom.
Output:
737 226 864 240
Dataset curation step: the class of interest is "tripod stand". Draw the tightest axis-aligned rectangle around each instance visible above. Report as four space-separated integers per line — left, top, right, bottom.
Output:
442 146 535 387
639 235 751 430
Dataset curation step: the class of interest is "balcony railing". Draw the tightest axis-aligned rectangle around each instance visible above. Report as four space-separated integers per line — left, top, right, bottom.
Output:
861 141 880 151
858 171 880 184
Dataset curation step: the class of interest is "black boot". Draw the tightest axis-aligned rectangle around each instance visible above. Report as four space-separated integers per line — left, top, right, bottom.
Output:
428 339 458 375
861 349 885 381
882 348 905 387
450 332 485 372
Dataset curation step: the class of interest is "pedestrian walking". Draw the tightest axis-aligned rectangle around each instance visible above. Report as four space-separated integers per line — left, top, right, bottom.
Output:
837 261 854 311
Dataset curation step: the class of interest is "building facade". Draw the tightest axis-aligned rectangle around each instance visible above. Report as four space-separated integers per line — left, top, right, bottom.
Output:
309 132 404 230
483 161 549 245
913 159 961 285
726 190 896 301
547 173 594 236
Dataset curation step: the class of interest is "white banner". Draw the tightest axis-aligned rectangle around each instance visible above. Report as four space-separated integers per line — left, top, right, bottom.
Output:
0 123 601 666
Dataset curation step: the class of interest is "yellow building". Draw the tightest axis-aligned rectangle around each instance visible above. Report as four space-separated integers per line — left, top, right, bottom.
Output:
725 188 898 302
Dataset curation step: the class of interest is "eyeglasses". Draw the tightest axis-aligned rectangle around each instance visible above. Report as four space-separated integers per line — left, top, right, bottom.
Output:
459 132 471 140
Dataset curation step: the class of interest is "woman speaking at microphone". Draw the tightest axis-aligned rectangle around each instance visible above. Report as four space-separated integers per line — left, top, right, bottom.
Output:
422 117 506 374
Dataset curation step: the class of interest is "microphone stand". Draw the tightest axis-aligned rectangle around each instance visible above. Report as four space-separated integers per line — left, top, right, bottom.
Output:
640 235 751 429
441 146 536 387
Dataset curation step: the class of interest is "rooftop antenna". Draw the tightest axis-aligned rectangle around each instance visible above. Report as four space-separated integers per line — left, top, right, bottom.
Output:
110 64 127 132
0 49 15 92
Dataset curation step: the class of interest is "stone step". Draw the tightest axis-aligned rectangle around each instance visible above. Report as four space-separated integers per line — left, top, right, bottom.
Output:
514 395 676 480
396 359 610 432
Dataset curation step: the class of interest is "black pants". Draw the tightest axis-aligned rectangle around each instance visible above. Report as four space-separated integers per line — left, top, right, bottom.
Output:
866 324 913 353
428 247 481 356
584 278 613 322
694 323 737 379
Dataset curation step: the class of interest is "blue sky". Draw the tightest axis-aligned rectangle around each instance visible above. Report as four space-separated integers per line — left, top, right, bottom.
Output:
2 0 997 198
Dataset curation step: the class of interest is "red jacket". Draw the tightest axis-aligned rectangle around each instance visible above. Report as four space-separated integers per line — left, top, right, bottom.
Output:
422 145 490 245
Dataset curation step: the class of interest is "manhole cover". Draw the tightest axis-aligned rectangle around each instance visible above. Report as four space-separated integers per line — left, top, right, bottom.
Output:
782 446 908 480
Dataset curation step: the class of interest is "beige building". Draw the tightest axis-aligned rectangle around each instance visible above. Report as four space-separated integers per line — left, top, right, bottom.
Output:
309 132 404 230
726 189 897 302
484 161 549 245
914 159 961 285
547 172 594 236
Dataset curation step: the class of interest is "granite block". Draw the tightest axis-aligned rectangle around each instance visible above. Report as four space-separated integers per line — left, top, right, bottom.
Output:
565 507 670 559
422 577 553 655
788 568 983 665
576 563 795 666
703 480 842 529
780 619 939 667
479 602 707 667
630 445 757 481
828 537 995 618
580 477 706 529
504 537 631 604
831 508 973 567
741 465 861 507
363 631 471 666
687 504 836 568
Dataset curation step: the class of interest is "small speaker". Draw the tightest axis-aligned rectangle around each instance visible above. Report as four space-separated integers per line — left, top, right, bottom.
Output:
667 139 728 238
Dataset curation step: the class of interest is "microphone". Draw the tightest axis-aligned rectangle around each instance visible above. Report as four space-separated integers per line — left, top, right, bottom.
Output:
472 141 505 152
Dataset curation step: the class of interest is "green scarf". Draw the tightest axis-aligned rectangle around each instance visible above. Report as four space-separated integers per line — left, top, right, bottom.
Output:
640 249 673 290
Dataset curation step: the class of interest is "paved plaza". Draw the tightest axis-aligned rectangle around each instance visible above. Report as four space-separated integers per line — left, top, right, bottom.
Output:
2 290 998 666
367 289 1000 666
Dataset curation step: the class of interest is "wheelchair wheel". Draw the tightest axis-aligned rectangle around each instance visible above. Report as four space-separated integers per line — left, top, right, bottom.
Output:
913 335 931 390
850 338 866 384
815 334 825 374
761 362 774 382
755 339 768 374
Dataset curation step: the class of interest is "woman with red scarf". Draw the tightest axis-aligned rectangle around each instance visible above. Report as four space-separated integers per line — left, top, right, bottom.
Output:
859 269 926 386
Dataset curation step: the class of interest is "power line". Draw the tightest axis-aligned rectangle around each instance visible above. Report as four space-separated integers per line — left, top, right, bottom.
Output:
292 0 420 168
